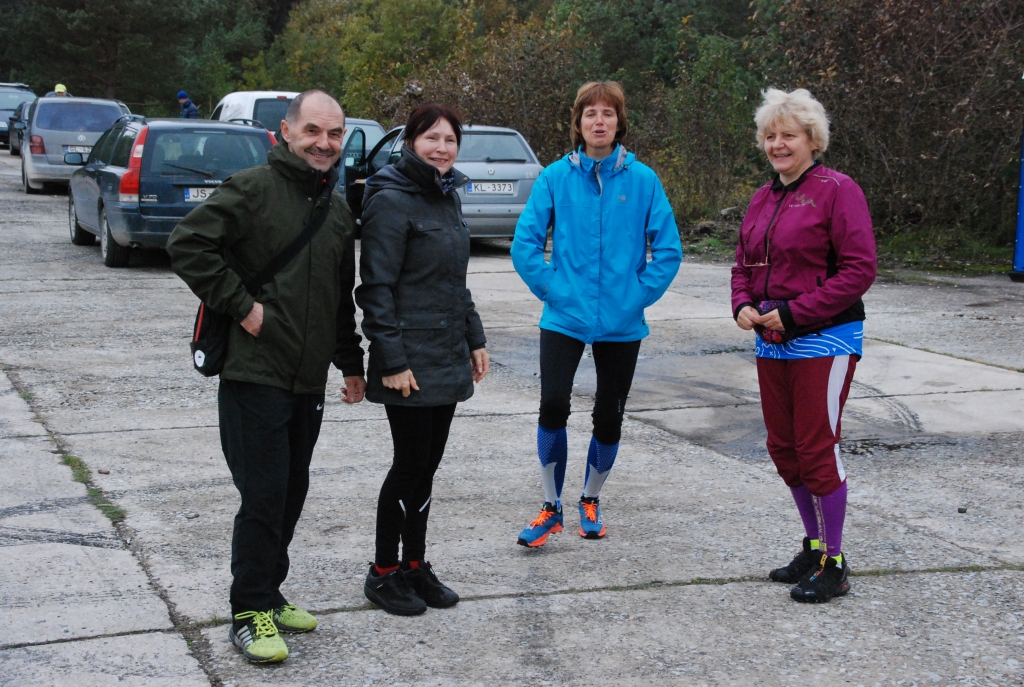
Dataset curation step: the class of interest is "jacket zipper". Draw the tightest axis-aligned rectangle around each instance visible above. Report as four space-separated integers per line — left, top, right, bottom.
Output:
762 190 788 299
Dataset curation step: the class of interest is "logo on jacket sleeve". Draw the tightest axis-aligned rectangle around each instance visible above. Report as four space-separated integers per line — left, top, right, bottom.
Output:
617 195 627 203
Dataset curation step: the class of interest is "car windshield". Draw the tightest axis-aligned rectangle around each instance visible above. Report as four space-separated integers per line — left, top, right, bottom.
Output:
143 130 271 179
457 133 532 163
0 91 33 110
252 98 292 129
34 102 122 132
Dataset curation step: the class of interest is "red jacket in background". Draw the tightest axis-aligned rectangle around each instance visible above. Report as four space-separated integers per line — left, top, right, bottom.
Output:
731 163 877 331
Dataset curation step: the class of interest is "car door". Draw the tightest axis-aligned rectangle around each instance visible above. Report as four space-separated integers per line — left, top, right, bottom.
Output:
9 102 24 152
341 128 366 217
343 127 403 221
78 127 119 228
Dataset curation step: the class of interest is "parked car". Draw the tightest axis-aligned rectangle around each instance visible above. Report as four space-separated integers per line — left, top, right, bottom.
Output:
66 116 276 267
211 90 298 135
340 124 544 237
0 83 35 148
211 90 385 152
17 97 127 193
8 99 34 156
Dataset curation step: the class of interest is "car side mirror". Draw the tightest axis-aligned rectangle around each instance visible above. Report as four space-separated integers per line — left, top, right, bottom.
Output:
13 121 26 131
64 153 85 165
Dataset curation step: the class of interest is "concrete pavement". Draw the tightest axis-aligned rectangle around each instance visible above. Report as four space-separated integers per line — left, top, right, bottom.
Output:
1 151 1023 686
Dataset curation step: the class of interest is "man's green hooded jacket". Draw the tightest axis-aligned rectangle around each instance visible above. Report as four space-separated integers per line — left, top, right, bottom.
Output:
167 143 364 394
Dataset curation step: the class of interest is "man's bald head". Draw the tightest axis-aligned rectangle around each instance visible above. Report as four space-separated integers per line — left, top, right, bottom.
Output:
280 90 347 172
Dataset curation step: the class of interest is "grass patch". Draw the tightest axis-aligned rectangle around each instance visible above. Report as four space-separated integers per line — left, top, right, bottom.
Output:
62 455 126 523
876 229 1014 275
18 392 33 400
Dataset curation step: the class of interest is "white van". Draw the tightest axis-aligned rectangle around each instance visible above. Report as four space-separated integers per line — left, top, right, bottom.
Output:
210 91 299 131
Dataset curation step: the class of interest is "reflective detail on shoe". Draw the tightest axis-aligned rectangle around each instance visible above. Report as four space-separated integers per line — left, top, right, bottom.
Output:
790 553 851 603
398 499 406 515
230 611 288 663
419 496 431 512
578 498 606 539
272 604 317 633
517 504 564 547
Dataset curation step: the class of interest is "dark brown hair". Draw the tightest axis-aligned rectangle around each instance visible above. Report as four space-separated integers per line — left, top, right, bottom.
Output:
569 81 628 150
403 103 463 149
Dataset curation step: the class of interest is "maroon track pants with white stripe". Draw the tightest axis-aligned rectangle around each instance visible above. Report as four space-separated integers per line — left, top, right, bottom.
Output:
756 355 857 497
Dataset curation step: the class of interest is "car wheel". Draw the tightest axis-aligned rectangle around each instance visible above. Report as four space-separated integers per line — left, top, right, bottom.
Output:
100 209 130 267
22 159 39 194
68 194 94 246
9 140 17 156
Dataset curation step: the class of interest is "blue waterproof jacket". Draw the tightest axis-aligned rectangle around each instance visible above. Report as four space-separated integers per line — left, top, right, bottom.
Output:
512 145 682 343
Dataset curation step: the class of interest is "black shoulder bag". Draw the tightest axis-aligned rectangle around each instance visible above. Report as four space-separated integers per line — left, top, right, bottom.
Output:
190 182 334 377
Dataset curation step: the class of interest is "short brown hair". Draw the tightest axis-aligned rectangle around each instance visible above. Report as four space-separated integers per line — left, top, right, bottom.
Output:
403 103 463 149
570 81 628 151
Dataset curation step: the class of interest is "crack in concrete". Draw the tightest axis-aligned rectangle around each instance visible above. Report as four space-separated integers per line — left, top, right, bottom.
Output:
0 526 121 549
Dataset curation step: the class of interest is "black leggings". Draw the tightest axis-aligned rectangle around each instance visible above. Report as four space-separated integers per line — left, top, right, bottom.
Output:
375 403 457 567
538 329 642 445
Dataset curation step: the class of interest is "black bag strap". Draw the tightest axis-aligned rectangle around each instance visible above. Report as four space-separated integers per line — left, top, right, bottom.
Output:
231 179 335 296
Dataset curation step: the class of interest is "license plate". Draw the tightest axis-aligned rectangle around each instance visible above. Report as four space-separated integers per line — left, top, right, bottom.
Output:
65 145 92 154
467 181 514 194
184 187 215 203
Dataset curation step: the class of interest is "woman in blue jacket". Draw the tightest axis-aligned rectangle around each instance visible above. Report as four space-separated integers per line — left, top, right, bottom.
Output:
511 81 682 546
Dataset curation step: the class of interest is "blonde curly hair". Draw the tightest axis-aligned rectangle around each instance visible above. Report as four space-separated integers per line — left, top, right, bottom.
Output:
755 88 830 157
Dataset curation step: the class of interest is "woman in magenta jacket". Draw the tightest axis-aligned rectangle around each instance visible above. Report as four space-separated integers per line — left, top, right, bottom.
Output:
731 88 876 603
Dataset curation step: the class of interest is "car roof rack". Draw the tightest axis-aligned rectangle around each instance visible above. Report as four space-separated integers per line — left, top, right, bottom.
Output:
115 114 147 125
228 118 265 129
0 82 33 91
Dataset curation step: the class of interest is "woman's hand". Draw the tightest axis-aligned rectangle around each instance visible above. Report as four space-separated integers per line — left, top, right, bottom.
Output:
736 306 760 331
758 309 785 332
383 369 419 398
471 347 490 383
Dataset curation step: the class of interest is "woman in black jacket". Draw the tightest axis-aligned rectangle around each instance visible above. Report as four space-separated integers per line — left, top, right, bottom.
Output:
356 104 489 616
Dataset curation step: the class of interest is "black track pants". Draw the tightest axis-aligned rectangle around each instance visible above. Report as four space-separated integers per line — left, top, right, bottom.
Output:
374 403 457 567
218 380 324 616
538 328 642 445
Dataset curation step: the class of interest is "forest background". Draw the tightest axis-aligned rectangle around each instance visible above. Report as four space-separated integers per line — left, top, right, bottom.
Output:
1 0 1022 269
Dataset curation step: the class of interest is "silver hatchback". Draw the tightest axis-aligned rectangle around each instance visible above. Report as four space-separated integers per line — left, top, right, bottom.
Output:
342 124 544 237
19 97 127 193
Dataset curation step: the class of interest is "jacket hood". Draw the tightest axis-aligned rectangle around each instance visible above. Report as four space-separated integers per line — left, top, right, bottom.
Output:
364 146 469 207
567 144 633 173
268 142 339 196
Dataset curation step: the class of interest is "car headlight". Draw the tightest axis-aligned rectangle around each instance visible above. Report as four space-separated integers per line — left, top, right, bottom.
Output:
0 123 7 130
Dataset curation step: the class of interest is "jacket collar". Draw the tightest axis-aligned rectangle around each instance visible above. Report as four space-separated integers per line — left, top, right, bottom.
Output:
268 142 339 196
770 160 821 192
394 146 469 195
567 143 630 173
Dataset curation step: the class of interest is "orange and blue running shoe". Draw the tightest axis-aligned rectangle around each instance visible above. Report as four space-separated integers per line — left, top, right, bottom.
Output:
578 497 606 539
517 503 563 547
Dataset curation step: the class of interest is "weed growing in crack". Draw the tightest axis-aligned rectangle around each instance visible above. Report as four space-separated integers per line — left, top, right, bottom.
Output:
62 455 126 523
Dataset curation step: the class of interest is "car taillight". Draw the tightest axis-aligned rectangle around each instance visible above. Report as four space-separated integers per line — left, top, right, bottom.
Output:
118 126 149 203
29 135 45 155
267 131 277 146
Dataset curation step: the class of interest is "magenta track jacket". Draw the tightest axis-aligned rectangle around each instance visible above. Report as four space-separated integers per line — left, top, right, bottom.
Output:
730 163 877 331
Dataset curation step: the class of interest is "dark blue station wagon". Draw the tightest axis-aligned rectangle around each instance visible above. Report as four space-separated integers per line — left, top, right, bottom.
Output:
67 116 275 267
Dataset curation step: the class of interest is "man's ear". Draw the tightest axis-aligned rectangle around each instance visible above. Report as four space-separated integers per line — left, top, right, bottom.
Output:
280 119 291 143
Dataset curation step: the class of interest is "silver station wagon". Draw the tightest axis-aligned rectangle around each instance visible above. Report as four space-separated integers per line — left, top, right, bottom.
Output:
341 124 544 237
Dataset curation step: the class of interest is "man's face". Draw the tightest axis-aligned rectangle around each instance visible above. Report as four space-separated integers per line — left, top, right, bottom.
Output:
280 95 346 172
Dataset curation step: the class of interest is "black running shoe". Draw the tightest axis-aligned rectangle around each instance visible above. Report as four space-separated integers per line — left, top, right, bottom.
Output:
364 564 427 616
769 537 819 584
790 553 851 603
403 561 459 608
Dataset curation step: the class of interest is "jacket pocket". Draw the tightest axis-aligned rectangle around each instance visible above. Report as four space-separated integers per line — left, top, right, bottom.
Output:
397 311 451 371
413 220 445 233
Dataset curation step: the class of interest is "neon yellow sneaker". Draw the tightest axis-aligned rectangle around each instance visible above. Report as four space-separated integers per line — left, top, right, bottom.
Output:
273 604 317 633
229 610 288 663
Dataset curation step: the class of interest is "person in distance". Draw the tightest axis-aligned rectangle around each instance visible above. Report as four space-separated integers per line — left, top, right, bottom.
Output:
731 88 877 603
